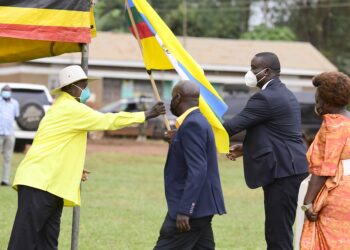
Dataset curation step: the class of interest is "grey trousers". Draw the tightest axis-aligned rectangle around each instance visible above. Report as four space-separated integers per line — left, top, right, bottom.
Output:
0 134 15 183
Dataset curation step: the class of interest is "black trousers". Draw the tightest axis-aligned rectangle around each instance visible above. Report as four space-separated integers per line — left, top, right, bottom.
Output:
8 185 64 250
263 173 308 250
154 214 215 250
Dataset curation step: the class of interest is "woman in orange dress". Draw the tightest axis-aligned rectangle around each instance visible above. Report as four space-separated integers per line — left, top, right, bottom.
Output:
300 72 350 249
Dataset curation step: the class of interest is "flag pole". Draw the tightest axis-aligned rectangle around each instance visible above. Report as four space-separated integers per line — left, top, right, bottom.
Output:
125 0 171 131
71 43 89 250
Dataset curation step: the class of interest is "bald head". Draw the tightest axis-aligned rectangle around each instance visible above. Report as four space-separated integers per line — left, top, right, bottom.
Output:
170 80 200 116
174 80 200 98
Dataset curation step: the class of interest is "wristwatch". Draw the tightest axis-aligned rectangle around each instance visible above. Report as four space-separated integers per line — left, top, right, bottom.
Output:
301 203 312 212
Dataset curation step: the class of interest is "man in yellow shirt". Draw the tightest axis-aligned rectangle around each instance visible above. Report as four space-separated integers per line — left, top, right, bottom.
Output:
8 65 165 250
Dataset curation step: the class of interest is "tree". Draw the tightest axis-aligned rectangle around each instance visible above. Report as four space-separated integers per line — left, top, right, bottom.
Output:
94 2 127 32
276 0 350 73
240 24 296 41
162 0 252 38
94 0 252 38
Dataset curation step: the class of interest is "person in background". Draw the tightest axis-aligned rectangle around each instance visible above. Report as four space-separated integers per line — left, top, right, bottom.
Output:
8 65 166 250
153 80 226 250
224 52 308 250
300 72 350 249
0 85 19 186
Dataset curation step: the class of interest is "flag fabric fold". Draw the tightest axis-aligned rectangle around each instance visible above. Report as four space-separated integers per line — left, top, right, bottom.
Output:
126 0 229 153
0 0 96 63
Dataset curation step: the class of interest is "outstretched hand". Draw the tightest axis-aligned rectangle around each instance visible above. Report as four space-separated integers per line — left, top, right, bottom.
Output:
145 101 166 120
226 144 243 161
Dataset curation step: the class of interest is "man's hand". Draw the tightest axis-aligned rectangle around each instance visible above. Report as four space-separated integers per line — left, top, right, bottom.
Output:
176 214 190 232
305 207 318 222
81 169 91 182
164 129 177 143
226 144 243 161
145 101 166 120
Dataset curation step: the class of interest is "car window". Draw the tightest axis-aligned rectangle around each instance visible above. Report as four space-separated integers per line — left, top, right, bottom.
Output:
223 96 249 120
12 89 50 106
116 103 128 112
123 103 138 112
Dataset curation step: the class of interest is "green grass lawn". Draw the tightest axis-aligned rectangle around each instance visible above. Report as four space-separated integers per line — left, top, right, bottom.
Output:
0 151 266 250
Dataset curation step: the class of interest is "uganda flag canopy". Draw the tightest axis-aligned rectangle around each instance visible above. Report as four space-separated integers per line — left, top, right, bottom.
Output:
0 0 96 63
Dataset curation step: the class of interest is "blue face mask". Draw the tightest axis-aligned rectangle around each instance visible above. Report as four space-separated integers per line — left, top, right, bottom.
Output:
1 91 11 99
73 84 91 103
79 87 91 103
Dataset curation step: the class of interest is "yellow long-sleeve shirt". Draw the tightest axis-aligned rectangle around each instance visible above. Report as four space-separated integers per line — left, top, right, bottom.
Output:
13 92 145 206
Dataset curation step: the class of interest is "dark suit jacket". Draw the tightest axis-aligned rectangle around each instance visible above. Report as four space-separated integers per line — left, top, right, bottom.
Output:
224 78 308 189
164 109 226 219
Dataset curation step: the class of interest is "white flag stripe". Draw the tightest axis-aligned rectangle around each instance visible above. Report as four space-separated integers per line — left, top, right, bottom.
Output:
155 34 189 81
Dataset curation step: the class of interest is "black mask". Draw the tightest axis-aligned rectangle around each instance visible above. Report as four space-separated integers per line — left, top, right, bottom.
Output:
170 95 180 117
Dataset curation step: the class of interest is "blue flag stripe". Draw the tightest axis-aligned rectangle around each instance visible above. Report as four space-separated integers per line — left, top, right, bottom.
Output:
178 63 228 118
127 0 135 7
139 12 157 35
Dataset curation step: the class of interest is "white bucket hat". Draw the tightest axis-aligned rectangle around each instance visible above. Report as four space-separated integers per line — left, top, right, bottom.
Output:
51 65 95 94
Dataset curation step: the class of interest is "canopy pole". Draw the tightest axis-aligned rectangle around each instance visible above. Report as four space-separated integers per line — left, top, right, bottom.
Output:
71 43 89 250
125 0 171 131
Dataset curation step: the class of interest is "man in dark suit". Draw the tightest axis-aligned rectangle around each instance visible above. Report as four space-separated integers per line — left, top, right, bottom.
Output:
154 80 226 250
224 52 308 250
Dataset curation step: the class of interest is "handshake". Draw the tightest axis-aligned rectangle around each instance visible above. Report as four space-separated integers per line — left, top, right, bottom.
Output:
226 144 243 161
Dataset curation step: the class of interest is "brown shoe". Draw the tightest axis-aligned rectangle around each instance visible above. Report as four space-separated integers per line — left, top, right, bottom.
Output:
1 181 10 186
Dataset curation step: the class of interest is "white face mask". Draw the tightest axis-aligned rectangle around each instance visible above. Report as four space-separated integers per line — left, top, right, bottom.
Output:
244 68 268 88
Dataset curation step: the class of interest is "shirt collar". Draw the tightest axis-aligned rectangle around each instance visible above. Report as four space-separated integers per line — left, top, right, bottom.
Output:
175 107 199 128
59 91 76 101
261 79 273 90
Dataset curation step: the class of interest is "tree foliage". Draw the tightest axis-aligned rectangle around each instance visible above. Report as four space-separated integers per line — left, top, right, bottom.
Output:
94 0 252 38
94 1 127 32
285 0 350 73
240 24 296 41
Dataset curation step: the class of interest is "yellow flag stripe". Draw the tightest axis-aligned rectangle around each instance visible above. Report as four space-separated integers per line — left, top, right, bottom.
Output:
0 7 90 28
141 37 173 70
0 37 81 63
199 96 229 153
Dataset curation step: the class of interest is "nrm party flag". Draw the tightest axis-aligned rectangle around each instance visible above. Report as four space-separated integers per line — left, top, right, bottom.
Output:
0 0 96 63
126 0 229 153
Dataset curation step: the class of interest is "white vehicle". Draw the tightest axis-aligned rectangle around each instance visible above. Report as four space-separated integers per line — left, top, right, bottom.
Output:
0 83 53 151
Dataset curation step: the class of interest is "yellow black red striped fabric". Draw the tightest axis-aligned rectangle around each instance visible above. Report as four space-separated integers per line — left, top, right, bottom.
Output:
0 0 92 43
0 0 90 11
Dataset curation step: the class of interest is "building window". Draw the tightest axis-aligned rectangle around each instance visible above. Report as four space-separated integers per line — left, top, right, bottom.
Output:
103 78 121 105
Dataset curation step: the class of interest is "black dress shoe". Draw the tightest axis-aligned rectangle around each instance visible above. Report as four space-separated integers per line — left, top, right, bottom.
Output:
1 181 10 186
